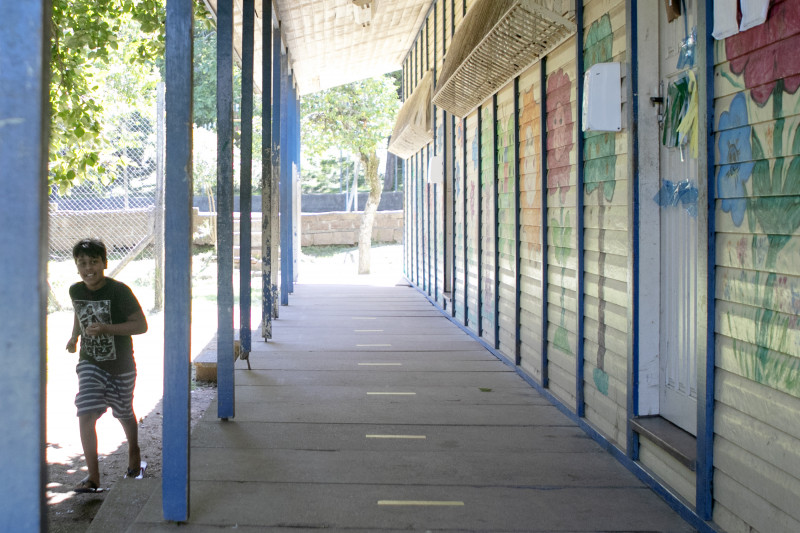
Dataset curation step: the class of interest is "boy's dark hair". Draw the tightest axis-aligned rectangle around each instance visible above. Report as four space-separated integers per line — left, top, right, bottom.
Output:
73 238 108 264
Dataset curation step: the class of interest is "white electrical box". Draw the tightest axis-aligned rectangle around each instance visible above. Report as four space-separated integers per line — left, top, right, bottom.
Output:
427 152 444 186
582 62 622 132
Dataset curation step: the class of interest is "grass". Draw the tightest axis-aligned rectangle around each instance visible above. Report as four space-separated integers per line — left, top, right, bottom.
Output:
301 242 399 258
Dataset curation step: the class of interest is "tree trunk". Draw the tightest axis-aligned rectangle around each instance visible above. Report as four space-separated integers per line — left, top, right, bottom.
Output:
358 151 383 274
383 150 396 191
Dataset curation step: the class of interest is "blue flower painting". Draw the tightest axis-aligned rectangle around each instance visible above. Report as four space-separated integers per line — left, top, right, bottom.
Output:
716 93 754 227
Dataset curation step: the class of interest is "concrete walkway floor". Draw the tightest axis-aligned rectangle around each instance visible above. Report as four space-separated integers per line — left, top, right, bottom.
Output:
90 281 696 532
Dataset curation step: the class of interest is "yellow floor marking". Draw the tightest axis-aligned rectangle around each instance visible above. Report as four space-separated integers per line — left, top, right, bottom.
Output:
358 363 401 366
366 435 426 439
357 343 392 347
377 501 464 506
366 392 416 395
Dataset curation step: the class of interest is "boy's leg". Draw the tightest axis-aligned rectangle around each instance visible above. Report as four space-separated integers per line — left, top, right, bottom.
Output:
119 414 141 473
78 412 102 485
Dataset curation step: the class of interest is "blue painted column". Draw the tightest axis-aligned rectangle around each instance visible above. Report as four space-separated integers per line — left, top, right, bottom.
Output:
493 94 500 349
239 0 254 355
477 106 483 335
0 2 50 528
514 77 521 366
575 0 586 418
271 27 282 316
697 0 716 520
280 52 290 306
216 0 235 420
290 81 299 289
540 57 550 388
462 117 468 320
261 7 273 340
163 0 193 520
626 0 641 460
449 116 455 315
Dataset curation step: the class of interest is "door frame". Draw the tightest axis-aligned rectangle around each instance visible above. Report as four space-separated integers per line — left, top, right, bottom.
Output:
629 0 716 520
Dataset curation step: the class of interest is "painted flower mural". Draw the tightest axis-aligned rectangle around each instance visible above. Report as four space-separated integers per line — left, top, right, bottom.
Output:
521 86 542 254
716 93 754 227
725 0 800 107
546 69 574 205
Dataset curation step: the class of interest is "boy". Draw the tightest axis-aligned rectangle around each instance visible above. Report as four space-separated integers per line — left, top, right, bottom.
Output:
65 238 148 493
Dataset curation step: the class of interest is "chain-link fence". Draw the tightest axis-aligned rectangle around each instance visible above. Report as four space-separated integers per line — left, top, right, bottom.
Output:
48 86 165 313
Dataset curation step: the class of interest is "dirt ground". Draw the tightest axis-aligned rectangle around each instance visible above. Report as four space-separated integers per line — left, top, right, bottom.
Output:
45 303 220 533
44 244 403 532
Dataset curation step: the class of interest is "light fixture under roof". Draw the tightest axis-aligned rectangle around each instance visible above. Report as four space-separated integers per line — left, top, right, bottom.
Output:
352 0 376 27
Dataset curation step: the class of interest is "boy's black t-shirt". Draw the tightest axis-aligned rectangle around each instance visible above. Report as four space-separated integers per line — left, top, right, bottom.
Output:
69 277 142 375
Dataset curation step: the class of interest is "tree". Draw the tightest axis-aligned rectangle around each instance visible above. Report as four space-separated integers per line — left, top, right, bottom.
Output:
302 75 400 274
50 0 166 191
49 1 217 192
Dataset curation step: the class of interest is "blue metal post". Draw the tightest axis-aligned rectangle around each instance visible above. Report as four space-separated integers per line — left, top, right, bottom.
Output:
493 94 500 349
280 52 290 306
0 2 49 528
462 117 468 322
163 0 193 520
626 0 640 460
575 0 585 417
423 149 428 294
540 58 550 388
448 116 456 317
451 115 456 314
216 0 235 419
477 106 483 335
434 181 438 300
289 82 302 288
697 0 716 519
416 153 420 286
261 8 273 340
239 0 254 355
514 76 521 366
271 27 282 314
427 147 432 296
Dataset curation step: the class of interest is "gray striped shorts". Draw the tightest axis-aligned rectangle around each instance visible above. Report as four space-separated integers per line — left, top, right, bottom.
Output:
75 360 137 419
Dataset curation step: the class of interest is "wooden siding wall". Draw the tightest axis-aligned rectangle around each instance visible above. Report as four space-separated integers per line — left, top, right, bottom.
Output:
480 103 496 347
400 1 800 531
711 0 800 530
544 36 579 408
581 0 628 448
518 64 544 382
496 84 517 357
454 117 466 323
466 111 480 332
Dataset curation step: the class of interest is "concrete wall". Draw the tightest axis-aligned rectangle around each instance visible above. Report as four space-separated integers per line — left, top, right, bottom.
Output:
301 210 403 246
191 191 403 213
192 208 403 247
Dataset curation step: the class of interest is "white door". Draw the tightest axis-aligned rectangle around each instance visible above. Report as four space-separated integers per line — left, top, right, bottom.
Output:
656 0 699 434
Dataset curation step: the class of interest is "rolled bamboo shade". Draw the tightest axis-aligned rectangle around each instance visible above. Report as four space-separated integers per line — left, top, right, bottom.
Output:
387 70 433 159
433 0 576 118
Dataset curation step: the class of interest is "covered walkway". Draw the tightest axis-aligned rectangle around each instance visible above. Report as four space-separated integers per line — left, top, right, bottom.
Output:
90 280 694 531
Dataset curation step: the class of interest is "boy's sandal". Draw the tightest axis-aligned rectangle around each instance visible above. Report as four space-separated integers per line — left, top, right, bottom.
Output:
125 460 147 479
74 477 103 493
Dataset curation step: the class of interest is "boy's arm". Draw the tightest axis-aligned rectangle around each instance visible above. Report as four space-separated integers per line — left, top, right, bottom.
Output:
84 309 148 337
66 314 81 352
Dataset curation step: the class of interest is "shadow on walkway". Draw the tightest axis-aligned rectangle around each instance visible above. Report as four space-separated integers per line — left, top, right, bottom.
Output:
90 281 695 532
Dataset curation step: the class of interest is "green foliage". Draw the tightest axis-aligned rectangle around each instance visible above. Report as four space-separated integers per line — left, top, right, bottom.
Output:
49 0 219 193
192 28 244 129
302 155 356 193
301 75 400 162
50 0 166 191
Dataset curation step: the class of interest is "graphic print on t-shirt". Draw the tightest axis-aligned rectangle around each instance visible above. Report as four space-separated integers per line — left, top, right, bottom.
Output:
74 299 116 361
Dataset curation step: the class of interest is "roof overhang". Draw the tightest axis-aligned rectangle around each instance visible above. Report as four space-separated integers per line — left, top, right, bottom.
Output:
204 0 434 96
